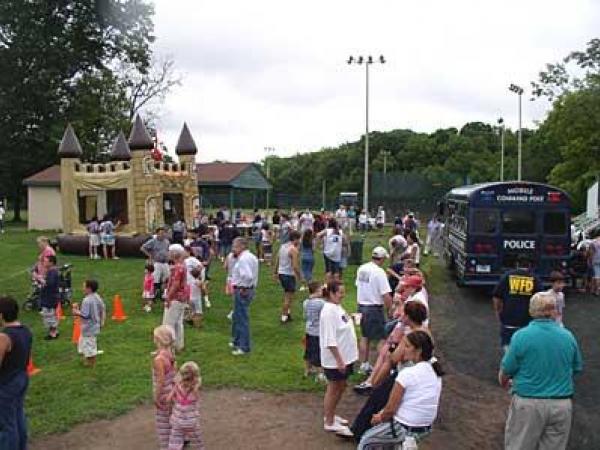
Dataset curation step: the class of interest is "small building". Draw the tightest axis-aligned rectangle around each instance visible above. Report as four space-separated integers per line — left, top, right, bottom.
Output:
197 162 272 210
23 165 62 230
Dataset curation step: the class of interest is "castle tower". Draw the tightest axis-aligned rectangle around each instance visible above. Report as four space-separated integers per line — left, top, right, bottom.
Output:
58 124 83 233
175 123 199 225
128 114 155 232
110 131 132 161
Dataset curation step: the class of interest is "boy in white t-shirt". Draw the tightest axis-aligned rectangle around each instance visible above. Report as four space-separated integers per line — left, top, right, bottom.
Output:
546 271 566 326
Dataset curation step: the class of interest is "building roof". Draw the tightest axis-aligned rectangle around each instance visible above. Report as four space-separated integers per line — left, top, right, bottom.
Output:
196 162 271 190
110 131 132 161
128 114 154 150
23 162 272 190
57 124 83 158
175 123 198 155
23 165 61 187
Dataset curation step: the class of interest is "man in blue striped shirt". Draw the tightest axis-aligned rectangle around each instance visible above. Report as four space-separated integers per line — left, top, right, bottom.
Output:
499 292 583 450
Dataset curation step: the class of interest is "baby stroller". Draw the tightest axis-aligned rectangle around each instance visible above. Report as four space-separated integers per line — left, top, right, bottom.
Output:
22 263 73 311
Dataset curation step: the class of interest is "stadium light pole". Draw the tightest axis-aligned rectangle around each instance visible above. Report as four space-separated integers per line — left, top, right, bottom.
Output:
348 54 386 214
509 84 524 181
497 118 505 181
264 146 275 209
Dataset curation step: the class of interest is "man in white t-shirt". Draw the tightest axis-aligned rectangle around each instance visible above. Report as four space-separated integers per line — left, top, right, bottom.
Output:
355 246 393 374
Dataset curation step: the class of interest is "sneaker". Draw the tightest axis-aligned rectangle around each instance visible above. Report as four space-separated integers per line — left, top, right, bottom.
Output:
324 422 352 434
97 350 104 355
231 349 248 356
323 415 349 425
335 427 354 438
299 286 307 292
358 362 372 375
204 298 211 308
144 305 152 313
226 310 233 321
353 381 372 394
280 314 288 323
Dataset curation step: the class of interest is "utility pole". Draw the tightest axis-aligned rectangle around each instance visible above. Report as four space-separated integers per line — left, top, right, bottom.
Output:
322 179 326 211
509 84 524 181
347 54 386 213
497 118 505 181
381 150 391 201
264 146 275 209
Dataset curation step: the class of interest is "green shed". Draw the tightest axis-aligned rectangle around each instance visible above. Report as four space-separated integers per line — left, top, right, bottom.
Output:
196 162 272 210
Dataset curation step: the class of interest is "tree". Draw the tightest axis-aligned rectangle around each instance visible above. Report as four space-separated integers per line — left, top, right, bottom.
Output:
531 38 600 101
0 0 155 220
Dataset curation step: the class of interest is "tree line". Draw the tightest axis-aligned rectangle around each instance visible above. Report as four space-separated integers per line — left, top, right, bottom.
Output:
266 39 600 213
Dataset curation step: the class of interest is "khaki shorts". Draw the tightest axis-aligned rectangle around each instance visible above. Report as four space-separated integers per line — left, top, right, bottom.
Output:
78 336 98 358
153 262 170 284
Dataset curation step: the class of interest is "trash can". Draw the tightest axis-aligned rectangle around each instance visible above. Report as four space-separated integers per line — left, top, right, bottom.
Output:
349 238 364 265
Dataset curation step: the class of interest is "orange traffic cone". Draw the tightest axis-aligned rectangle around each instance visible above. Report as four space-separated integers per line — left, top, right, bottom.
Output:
55 302 65 320
27 356 41 376
71 316 81 344
111 294 128 321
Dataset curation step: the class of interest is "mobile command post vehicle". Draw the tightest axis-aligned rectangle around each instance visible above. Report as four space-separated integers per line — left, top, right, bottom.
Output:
442 181 572 287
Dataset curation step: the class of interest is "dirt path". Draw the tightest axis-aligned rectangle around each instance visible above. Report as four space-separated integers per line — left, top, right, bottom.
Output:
31 369 509 450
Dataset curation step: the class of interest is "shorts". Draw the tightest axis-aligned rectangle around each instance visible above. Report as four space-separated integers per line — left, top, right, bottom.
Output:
279 274 297 293
263 243 272 256
500 325 523 347
78 335 98 358
89 234 100 247
101 234 115 246
324 363 354 381
304 334 321 367
153 262 170 284
41 307 58 330
190 296 203 315
359 305 386 340
324 256 341 274
593 263 600 278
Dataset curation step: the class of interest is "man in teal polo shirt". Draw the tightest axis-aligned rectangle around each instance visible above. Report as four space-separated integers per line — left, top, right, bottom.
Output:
499 292 583 450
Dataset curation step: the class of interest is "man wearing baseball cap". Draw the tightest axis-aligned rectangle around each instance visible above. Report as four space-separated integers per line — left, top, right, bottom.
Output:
355 246 393 375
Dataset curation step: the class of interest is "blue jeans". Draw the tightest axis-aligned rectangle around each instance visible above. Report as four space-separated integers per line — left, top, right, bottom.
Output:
232 288 254 352
301 257 314 282
357 419 430 449
0 372 29 450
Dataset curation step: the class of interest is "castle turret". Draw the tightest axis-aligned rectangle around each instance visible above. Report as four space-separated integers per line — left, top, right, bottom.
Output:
128 114 154 151
58 124 83 233
58 124 83 158
110 131 131 161
175 123 199 226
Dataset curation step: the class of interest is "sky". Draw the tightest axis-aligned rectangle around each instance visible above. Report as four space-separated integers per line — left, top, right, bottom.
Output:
150 0 600 163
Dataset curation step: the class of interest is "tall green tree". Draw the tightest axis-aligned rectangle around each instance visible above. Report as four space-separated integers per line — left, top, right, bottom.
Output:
0 0 154 220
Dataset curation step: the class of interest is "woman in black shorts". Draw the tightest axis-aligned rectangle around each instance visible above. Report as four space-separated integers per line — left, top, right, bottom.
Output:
319 281 358 438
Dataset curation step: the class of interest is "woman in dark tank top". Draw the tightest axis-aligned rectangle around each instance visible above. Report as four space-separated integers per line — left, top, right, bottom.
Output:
0 296 33 450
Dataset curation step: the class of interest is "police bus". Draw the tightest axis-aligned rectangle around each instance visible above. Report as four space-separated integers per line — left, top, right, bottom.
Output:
441 181 572 286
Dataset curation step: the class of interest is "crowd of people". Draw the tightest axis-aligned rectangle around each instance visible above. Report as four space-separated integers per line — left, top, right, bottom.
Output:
0 205 589 450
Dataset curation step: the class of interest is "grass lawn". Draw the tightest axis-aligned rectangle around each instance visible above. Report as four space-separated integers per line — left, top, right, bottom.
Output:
0 223 438 436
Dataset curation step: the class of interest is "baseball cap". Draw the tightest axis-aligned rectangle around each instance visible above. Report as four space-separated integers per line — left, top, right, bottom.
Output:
404 275 423 288
372 246 389 259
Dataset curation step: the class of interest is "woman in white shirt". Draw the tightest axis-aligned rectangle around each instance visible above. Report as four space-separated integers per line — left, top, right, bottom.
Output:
403 231 421 267
320 281 358 438
358 330 443 449
316 219 343 283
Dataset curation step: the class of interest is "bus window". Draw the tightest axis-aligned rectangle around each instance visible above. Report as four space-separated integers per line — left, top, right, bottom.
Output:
544 212 567 235
502 210 536 234
471 209 499 234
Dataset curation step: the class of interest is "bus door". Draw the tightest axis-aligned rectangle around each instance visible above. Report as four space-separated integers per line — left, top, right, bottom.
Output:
499 209 538 271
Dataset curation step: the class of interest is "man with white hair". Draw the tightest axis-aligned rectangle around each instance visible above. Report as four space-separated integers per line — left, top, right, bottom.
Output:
230 237 259 355
499 292 583 450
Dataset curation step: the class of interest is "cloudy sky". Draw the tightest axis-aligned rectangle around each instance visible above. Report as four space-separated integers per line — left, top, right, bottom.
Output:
151 0 600 163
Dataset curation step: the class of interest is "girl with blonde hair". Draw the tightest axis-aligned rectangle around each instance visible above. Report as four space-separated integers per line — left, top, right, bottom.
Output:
152 325 176 450
167 361 204 449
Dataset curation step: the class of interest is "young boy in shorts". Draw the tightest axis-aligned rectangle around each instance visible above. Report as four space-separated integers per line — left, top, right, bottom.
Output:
72 279 106 367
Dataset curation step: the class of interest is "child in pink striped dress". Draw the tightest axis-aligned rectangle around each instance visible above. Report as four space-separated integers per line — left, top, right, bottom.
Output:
167 361 204 450
153 325 177 450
